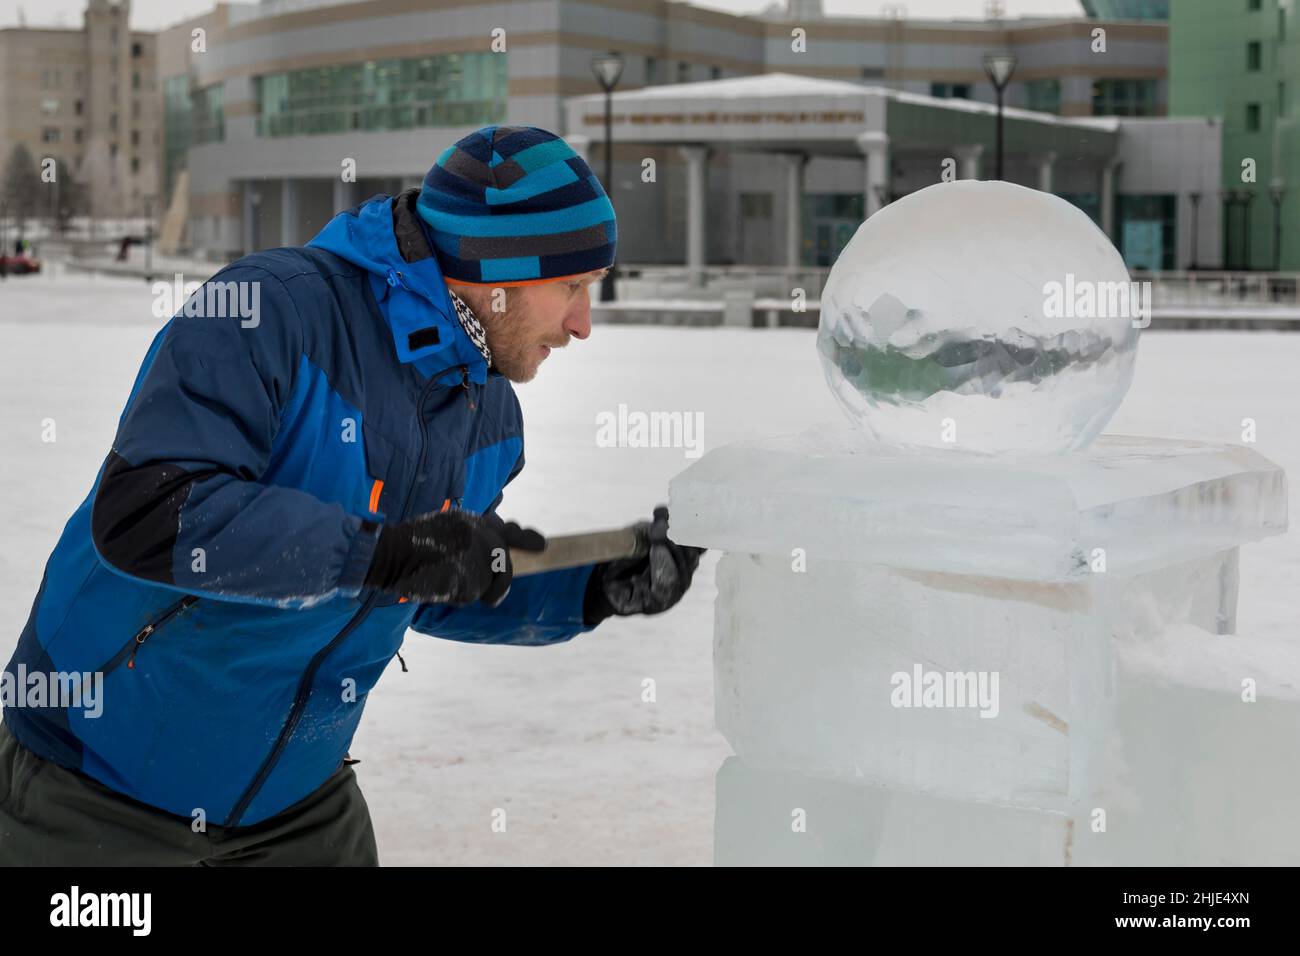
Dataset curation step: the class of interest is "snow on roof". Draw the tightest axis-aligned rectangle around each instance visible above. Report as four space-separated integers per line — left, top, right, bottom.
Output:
570 72 877 103
572 71 1110 132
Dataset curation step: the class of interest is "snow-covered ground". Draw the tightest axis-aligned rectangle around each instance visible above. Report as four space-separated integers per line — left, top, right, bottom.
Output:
1 273 1296 865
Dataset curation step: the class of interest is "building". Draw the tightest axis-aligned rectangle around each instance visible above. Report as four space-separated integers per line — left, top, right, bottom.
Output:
154 0 1207 270
0 0 161 219
1170 0 1298 270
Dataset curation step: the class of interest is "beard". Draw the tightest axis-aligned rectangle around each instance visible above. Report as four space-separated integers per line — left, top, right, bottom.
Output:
481 295 563 383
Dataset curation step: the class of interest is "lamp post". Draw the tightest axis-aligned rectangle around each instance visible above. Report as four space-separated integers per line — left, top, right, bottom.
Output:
1269 179 1286 272
143 194 155 280
590 51 624 303
983 51 1017 181
1187 192 1201 271
1241 188 1256 271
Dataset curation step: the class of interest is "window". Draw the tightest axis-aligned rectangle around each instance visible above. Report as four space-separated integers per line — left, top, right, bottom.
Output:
131 129 140 146
861 67 885 80
1092 79 1158 116
645 56 657 85
1248 0 1261 10
133 71 140 89
132 42 143 58
710 65 721 80
41 127 60 143
251 53 509 139
40 98 59 116
75 99 82 116
131 157 139 174
930 82 972 99
1246 102 1261 130
1247 40 1262 71
74 129 82 144
1025 78 1061 114
132 100 140 119
1117 195 1177 271
676 61 690 83
110 113 118 132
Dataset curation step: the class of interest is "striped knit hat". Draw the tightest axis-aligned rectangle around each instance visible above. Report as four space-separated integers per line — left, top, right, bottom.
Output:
417 125 617 286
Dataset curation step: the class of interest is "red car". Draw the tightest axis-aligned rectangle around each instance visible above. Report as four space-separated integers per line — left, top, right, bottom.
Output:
0 253 41 274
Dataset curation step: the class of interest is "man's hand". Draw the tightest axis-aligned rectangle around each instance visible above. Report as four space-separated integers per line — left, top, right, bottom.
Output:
364 510 546 606
583 506 704 625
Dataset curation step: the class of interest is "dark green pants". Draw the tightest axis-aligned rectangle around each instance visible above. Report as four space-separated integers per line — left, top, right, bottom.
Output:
0 721 379 866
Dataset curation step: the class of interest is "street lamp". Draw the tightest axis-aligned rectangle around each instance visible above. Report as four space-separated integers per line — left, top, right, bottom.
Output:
1188 191 1201 271
983 51 1017 181
143 194 155 280
591 51 624 302
1269 179 1286 272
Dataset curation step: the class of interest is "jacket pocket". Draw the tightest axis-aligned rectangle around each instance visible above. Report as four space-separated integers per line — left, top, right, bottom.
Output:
96 594 200 676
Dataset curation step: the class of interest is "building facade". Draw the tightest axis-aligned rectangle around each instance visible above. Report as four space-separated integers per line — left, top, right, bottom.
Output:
1170 0 1298 270
151 0 1193 269
0 0 160 219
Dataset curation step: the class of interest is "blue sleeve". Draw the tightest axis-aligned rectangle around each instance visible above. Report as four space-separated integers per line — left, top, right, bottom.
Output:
409 563 598 646
90 261 381 608
408 448 600 646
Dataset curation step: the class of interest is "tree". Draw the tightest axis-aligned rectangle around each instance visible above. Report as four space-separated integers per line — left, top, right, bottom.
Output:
2 144 42 238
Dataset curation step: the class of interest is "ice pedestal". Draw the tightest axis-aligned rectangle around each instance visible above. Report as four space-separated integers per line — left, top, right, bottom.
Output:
669 424 1291 865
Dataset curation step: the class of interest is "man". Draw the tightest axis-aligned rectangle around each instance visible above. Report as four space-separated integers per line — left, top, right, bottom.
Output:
0 125 702 865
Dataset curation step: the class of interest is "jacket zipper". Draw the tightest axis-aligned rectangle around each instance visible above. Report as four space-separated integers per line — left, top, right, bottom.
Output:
224 363 469 827
98 595 200 676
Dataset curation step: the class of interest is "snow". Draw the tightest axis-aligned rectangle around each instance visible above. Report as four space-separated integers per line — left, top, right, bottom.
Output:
1 272 1297 864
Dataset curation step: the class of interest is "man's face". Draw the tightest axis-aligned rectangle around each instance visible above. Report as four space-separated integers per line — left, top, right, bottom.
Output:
452 268 608 383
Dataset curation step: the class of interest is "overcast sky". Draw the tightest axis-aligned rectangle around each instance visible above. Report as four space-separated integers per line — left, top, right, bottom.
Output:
0 0 1085 33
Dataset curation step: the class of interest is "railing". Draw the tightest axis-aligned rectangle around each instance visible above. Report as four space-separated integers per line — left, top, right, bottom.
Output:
614 264 1300 309
1133 271 1300 307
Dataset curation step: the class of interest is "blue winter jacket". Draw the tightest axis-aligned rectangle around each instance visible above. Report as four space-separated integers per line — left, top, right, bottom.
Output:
3 189 599 827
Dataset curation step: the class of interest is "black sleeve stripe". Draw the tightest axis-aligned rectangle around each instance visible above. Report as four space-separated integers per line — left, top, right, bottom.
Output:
90 450 217 584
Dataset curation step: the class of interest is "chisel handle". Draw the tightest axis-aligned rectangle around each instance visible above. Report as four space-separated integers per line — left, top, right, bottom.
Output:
510 525 648 577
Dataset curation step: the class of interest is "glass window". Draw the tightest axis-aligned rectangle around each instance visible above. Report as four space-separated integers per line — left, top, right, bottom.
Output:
1092 79 1158 116
930 83 972 100
1025 78 1061 114
252 52 508 139
1247 40 1262 71
1246 102 1261 131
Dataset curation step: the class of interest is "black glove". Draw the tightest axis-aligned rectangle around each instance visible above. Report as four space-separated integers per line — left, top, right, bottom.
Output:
583 506 704 626
364 510 545 607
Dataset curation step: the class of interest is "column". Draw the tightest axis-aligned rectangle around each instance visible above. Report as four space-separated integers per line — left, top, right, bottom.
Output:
280 178 299 246
783 152 809 268
954 144 984 181
1036 151 1057 194
242 182 258 255
678 145 710 287
1101 159 1122 240
856 131 890 217
332 177 359 213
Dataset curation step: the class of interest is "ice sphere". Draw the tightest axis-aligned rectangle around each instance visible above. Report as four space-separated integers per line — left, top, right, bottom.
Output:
817 180 1140 454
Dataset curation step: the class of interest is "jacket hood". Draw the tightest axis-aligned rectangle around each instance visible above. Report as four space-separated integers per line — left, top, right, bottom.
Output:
307 188 489 386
